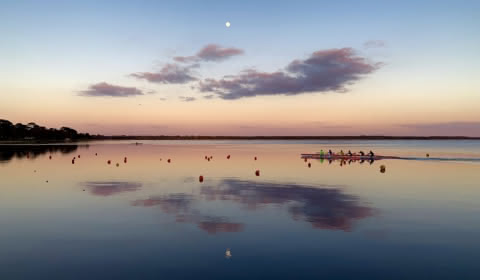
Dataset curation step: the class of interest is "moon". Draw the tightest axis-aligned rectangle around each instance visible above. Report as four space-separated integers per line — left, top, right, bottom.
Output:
225 21 231 28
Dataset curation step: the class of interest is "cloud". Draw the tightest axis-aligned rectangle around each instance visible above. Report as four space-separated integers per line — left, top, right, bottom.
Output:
130 63 198 84
82 181 142 196
179 96 196 102
364 40 386 48
80 82 143 97
174 44 244 63
198 48 381 100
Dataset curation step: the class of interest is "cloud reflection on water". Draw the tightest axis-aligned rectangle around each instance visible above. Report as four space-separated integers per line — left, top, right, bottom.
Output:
132 193 244 234
132 179 374 233
82 181 142 196
201 179 374 231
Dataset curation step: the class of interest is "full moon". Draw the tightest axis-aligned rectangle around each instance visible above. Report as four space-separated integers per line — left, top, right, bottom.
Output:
225 21 231 28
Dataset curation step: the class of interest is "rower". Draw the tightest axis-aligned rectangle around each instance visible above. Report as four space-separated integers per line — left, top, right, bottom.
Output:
347 150 353 156
319 149 325 157
359 151 365 156
340 150 345 156
328 149 333 156
368 150 375 157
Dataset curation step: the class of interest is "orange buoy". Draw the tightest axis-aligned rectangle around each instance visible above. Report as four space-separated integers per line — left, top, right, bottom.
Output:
380 165 386 173
124 157 127 163
254 156 257 160
107 160 111 164
227 155 230 159
116 163 119 167
167 159 171 163
78 155 80 158
49 155 52 160
95 153 98 156
205 156 208 160
72 159 75 164
208 158 210 162
308 163 311 168
255 170 260 176
199 175 204 182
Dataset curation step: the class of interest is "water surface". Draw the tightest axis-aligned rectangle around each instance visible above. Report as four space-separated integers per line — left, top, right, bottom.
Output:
1 140 479 279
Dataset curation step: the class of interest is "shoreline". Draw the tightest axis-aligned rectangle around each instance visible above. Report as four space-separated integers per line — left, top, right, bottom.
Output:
1 135 480 144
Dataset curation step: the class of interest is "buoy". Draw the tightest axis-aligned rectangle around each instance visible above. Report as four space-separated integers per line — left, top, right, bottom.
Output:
199 175 204 182
46 180 48 183
225 248 232 259
255 170 260 176
72 159 75 164
167 159 171 163
49 155 52 160
95 153 97 156
380 165 386 173
116 163 119 167
107 160 111 164
124 157 127 163
254 156 257 160
78 155 80 158
208 158 210 162
426 153 430 158
308 163 311 168
205 156 208 160
227 155 230 159
83 189 85 191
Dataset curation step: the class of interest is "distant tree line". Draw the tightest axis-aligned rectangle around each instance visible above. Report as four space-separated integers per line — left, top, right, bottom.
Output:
0 119 92 141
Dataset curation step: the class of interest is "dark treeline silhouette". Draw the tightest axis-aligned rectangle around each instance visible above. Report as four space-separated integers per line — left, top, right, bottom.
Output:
0 119 92 141
0 144 78 162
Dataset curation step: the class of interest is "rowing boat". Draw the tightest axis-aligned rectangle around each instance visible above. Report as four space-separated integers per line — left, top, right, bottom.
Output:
301 153 400 160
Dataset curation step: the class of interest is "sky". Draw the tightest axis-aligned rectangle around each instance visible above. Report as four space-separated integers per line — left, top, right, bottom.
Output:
1 0 479 136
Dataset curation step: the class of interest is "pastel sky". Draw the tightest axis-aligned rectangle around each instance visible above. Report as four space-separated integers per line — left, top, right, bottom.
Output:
1 0 479 136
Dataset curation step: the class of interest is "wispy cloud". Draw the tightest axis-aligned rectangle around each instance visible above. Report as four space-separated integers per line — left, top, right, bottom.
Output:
80 82 143 97
364 40 386 48
174 44 244 63
199 48 381 100
179 96 196 102
130 63 198 84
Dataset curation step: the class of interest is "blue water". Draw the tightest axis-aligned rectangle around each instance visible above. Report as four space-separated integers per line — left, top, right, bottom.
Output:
0 140 479 279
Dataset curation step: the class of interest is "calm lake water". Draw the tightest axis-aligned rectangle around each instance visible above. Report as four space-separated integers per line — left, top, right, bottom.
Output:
1 140 479 280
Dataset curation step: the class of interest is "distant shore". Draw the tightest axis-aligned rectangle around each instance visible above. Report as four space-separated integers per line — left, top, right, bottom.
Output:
69 135 480 140
1 136 480 144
